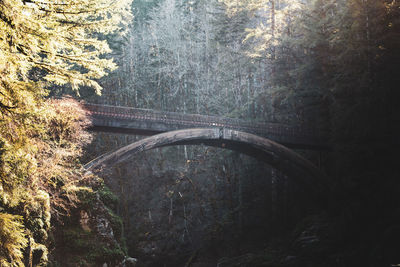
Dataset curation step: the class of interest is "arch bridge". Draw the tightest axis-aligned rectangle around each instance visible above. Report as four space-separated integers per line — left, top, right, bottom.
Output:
84 103 327 150
83 103 330 196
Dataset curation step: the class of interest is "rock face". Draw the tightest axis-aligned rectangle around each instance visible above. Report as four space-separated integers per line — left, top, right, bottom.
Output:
96 215 115 239
49 185 131 266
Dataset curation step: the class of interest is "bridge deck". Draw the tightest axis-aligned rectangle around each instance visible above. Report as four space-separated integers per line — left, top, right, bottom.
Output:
84 103 327 150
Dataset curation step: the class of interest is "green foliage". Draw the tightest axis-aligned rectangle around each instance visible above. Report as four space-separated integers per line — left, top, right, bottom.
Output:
0 213 28 266
94 246 125 263
0 0 132 209
72 186 97 207
62 227 94 252
0 97 124 265
60 225 125 264
106 206 124 239
0 0 132 106
0 98 93 264
0 0 133 262
24 190 51 244
99 186 119 208
48 174 128 264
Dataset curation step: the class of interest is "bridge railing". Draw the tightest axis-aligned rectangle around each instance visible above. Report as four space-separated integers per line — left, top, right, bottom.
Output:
84 103 322 143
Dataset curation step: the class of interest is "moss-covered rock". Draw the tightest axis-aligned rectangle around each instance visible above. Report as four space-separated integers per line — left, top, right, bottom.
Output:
49 181 129 266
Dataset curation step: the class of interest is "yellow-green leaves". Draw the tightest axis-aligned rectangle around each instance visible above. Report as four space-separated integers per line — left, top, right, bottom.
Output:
0 0 132 110
0 1 132 264
0 213 28 267
0 97 94 265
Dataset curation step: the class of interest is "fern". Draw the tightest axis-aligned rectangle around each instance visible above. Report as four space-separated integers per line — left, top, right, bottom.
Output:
0 213 28 266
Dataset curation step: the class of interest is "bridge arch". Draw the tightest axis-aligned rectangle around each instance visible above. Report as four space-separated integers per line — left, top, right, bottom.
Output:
85 128 327 194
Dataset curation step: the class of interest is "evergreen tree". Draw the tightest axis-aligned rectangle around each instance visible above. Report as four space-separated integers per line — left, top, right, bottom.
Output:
0 1 132 265
0 0 132 111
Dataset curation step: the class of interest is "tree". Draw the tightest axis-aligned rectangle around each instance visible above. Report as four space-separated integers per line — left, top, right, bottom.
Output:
0 1 132 265
0 0 132 112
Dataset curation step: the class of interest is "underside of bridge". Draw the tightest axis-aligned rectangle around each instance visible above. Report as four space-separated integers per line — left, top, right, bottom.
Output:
85 128 328 196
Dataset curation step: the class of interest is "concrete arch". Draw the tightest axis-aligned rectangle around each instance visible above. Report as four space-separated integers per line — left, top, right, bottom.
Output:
85 128 327 194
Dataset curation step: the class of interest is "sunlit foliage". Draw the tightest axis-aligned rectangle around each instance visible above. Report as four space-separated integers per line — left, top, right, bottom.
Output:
0 0 132 112
0 0 132 264
0 98 92 265
0 213 27 266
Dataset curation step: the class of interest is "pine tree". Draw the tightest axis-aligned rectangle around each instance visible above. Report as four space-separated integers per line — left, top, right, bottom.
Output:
0 1 132 265
0 0 132 112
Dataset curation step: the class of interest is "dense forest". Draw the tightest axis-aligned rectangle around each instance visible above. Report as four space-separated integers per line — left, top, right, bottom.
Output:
1 0 399 266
